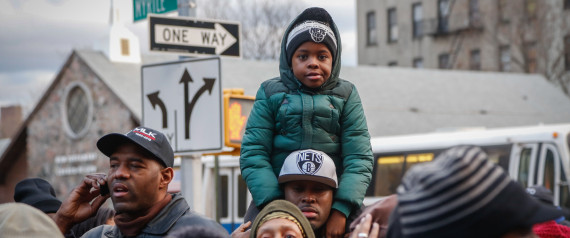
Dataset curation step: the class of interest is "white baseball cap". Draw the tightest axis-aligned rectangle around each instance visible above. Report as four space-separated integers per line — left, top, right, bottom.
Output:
278 149 338 188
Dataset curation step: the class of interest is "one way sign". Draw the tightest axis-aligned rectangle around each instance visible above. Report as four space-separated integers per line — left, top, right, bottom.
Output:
149 15 241 57
142 57 222 154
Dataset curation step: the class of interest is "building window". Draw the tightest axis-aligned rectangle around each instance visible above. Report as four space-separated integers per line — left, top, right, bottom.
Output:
525 42 537 73
565 0 570 10
438 0 450 33
500 45 511 72
120 38 130 56
412 3 423 38
438 53 450 69
499 0 509 23
564 35 570 71
525 0 537 19
367 11 377 46
388 61 398 67
470 49 481 70
62 82 93 139
387 8 398 43
413 58 423 68
469 0 480 26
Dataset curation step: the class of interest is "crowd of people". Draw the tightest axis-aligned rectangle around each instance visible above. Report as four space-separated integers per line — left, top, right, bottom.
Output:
2 6 570 238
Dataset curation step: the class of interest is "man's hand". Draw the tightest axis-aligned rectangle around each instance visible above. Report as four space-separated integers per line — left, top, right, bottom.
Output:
349 194 397 238
326 209 347 238
349 214 379 238
231 221 251 238
53 173 110 234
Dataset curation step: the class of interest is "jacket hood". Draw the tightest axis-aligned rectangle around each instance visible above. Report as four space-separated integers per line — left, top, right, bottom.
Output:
278 7 342 92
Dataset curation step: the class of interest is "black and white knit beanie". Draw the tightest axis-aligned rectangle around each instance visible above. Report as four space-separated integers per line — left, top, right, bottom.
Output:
286 7 338 65
391 145 564 238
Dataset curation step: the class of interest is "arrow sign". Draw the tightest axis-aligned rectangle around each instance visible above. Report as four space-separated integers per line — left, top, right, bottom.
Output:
142 57 222 154
155 23 237 55
150 15 241 57
147 91 168 128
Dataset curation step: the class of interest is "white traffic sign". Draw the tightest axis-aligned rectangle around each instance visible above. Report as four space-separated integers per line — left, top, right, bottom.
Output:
149 15 241 57
142 57 222 154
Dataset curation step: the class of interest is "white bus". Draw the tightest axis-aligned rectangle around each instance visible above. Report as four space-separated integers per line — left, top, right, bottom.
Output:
366 123 570 209
197 123 570 232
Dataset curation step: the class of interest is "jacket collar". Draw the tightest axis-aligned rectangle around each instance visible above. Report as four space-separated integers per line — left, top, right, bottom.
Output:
104 193 189 237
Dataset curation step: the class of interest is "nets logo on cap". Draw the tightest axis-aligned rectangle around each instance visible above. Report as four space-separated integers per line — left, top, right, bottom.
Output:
296 151 323 175
131 127 157 141
310 27 326 42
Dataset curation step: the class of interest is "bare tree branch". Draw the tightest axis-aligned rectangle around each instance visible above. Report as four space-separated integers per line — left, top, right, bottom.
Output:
197 0 306 60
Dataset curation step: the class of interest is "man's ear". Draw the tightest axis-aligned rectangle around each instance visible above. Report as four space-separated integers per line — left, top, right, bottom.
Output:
159 167 174 189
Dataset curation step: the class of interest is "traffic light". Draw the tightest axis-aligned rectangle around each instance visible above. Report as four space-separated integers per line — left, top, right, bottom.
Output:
223 89 254 148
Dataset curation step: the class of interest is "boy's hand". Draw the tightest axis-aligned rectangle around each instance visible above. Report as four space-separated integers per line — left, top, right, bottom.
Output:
326 209 347 238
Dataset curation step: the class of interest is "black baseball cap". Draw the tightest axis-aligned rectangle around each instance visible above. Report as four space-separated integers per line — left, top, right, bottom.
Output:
14 178 62 214
97 126 174 167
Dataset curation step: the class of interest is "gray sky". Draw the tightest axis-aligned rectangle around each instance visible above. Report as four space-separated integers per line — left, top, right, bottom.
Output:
0 0 357 112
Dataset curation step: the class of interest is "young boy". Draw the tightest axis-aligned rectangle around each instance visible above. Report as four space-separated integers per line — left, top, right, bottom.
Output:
240 7 373 237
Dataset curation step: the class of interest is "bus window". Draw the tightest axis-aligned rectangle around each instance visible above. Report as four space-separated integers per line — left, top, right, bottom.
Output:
404 153 434 171
543 149 555 191
561 170 570 209
518 148 532 188
480 144 511 170
373 155 405 196
237 174 248 217
220 175 229 218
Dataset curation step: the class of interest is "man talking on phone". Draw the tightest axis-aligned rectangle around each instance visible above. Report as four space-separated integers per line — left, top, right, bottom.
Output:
52 126 226 238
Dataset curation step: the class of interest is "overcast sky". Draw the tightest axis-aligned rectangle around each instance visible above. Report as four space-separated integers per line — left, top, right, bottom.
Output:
0 0 357 112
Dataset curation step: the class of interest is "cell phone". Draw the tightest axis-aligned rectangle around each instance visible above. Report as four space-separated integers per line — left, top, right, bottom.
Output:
99 183 110 196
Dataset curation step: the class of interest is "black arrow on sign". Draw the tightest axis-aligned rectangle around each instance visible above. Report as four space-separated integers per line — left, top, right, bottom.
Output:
180 68 216 139
183 77 216 139
179 69 193 138
147 91 168 128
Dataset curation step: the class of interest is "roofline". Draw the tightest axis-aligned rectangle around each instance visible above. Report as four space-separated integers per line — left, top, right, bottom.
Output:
74 50 141 123
0 50 77 183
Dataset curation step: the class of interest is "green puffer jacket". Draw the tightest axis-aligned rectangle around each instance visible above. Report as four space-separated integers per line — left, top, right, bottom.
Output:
240 12 373 218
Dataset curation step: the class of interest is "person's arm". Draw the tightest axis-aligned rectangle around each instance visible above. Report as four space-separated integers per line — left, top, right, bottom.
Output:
333 85 374 217
240 85 282 207
53 174 110 234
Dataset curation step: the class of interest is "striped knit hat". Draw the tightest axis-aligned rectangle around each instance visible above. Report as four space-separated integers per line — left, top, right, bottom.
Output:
285 7 338 66
390 145 564 238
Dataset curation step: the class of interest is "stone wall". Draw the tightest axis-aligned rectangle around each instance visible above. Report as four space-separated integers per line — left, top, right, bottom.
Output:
26 54 137 199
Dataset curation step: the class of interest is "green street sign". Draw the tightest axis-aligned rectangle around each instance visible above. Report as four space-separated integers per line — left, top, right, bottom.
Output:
133 0 177 22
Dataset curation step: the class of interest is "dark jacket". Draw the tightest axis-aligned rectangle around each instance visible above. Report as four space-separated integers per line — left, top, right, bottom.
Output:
240 9 374 217
81 193 227 238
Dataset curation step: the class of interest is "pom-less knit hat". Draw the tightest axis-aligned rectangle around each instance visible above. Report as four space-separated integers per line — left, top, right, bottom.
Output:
250 200 315 238
389 145 564 238
286 7 338 65
14 178 61 214
97 126 174 167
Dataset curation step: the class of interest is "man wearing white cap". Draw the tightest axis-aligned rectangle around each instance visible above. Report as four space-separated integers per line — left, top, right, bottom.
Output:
232 149 351 238
278 149 341 237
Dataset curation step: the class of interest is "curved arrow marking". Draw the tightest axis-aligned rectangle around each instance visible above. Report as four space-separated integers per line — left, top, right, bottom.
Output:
180 72 216 139
155 23 237 54
147 91 168 128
